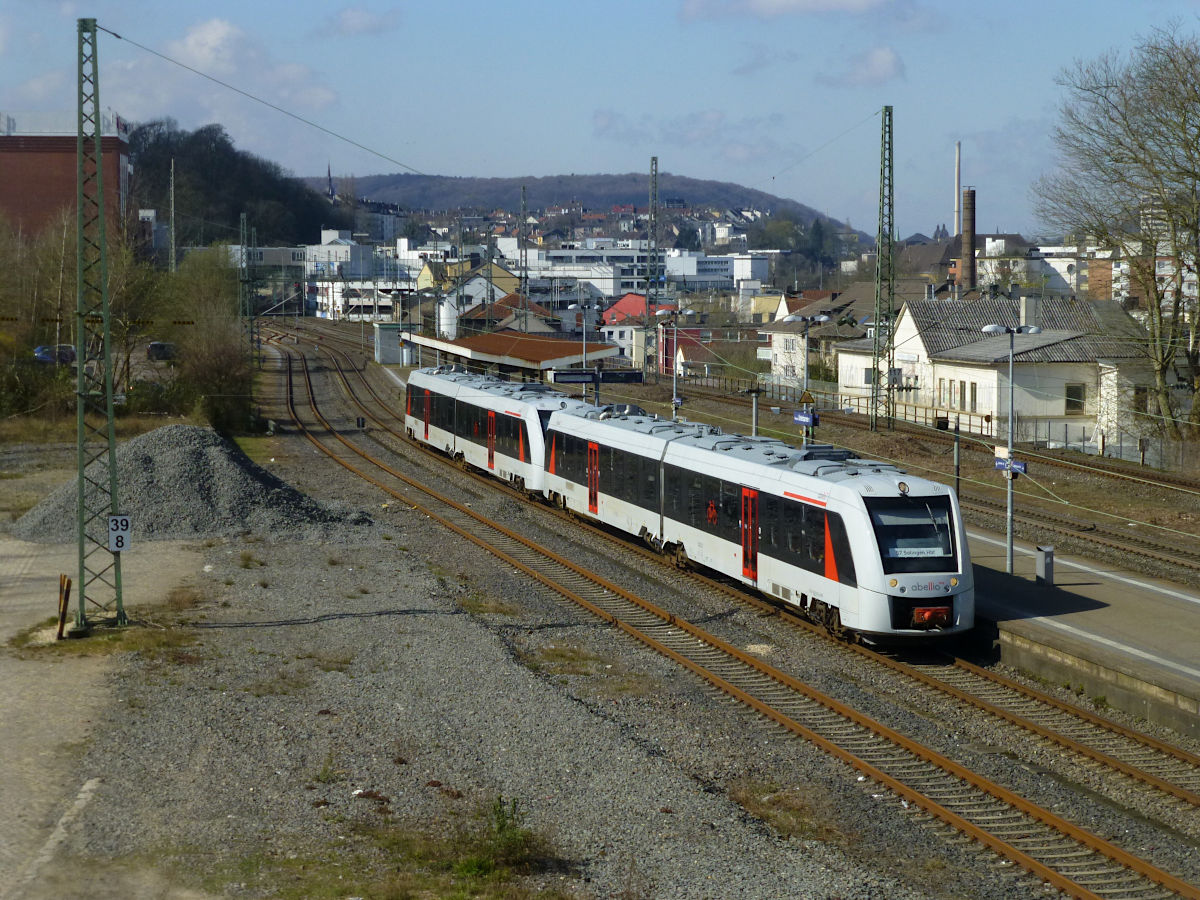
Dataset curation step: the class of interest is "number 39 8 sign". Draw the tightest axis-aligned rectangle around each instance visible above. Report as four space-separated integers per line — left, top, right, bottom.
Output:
108 515 132 552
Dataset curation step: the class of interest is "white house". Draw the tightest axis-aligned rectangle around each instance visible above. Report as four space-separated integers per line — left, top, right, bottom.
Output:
835 292 1163 450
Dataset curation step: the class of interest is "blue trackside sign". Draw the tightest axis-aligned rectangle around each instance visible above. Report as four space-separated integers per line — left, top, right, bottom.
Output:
794 410 817 427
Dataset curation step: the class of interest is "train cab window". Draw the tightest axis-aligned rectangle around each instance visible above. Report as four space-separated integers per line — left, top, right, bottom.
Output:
864 495 956 574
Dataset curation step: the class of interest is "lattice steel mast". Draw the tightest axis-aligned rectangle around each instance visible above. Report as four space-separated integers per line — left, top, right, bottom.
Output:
75 17 124 627
870 105 896 432
647 157 659 377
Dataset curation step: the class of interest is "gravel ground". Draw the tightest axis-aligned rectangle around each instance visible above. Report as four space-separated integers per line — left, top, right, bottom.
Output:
7 381 1195 898
2 422 1010 899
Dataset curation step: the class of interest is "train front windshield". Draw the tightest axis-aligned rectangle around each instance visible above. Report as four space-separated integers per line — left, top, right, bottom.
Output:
864 495 957 574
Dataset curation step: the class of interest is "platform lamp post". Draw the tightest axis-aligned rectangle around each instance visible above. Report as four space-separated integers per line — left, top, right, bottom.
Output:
982 322 1042 573
569 301 601 403
782 313 830 442
656 307 694 420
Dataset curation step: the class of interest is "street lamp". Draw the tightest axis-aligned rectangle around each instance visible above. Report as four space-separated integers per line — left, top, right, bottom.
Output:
569 301 602 403
656 307 694 420
982 322 1042 574
568 301 601 368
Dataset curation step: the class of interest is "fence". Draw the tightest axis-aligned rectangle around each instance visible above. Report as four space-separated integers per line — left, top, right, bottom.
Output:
676 373 1199 474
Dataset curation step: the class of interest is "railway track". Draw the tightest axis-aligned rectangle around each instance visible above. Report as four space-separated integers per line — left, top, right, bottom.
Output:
282 318 1200 581
274 335 1200 899
959 496 1200 574
297 331 1200 814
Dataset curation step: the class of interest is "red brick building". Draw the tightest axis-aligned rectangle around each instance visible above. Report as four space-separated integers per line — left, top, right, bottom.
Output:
0 133 130 236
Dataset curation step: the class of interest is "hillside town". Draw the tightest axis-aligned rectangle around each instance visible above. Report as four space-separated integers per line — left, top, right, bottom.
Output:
0 111 1195 467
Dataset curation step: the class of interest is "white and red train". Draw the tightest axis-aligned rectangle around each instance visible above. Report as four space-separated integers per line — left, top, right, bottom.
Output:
405 366 974 640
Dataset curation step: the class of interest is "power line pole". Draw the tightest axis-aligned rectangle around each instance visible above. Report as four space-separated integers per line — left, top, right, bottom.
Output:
169 157 176 272
74 17 124 629
647 156 659 377
520 185 529 333
871 105 895 432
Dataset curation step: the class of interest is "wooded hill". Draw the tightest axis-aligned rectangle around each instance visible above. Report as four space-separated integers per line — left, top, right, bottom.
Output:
322 171 853 232
129 120 353 247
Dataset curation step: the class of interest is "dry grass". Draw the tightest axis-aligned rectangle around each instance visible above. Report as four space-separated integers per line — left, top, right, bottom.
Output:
517 641 657 699
729 777 851 845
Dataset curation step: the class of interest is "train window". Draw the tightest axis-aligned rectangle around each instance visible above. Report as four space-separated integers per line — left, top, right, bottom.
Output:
826 512 857 587
640 458 658 510
864 495 956 574
719 481 740 541
663 464 684 520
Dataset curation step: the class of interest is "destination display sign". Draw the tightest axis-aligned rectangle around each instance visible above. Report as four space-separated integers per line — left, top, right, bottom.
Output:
550 370 598 384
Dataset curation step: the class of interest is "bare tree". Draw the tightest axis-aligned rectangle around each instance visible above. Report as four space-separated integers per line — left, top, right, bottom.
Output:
1034 25 1200 438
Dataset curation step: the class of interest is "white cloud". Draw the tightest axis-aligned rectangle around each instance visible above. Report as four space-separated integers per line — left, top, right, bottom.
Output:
96 19 339 174
731 43 803 76
593 107 783 167
324 6 402 38
816 45 905 87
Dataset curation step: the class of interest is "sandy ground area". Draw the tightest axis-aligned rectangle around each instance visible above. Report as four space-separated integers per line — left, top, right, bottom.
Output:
0 537 203 899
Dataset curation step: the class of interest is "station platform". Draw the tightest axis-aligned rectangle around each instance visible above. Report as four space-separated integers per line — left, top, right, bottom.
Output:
966 529 1200 739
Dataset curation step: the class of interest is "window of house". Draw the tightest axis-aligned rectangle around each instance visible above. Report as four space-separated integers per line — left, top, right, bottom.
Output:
1133 386 1151 416
959 380 967 411
1065 383 1086 414
969 382 977 413
938 378 946 406
864 368 875 386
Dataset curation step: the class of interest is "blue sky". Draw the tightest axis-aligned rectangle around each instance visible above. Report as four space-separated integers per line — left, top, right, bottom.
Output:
4 1 1199 240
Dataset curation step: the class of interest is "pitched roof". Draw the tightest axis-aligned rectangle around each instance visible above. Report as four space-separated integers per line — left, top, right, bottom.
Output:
451 332 615 364
460 292 554 321
908 296 1147 364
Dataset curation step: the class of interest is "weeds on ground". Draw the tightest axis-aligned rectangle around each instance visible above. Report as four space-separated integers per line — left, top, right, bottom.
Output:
298 649 355 673
7 591 202 662
238 550 265 569
242 669 310 696
312 751 344 785
196 794 570 899
729 777 850 845
461 592 521 616
516 642 656 698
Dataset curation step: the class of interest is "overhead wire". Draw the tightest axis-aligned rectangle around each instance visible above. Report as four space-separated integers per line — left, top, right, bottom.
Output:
96 23 426 177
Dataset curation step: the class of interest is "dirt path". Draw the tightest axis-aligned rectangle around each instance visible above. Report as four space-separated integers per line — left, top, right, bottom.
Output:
0 538 203 899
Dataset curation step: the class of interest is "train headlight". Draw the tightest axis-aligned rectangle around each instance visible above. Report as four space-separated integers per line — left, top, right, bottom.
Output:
950 577 959 587
889 579 898 588
897 481 909 495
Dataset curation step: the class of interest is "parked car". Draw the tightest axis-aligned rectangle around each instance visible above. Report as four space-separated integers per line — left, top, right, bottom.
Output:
33 344 76 365
147 341 177 361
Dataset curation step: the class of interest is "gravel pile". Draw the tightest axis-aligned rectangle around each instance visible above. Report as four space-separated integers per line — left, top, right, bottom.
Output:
11 425 368 543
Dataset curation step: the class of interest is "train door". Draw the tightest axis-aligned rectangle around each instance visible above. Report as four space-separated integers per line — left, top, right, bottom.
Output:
487 410 496 470
741 487 758 582
587 442 599 514
422 390 431 441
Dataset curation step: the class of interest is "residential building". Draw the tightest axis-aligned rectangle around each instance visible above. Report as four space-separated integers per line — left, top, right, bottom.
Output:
835 291 1164 450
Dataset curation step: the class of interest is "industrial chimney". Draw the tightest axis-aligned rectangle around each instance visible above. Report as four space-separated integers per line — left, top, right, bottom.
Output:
960 188 976 293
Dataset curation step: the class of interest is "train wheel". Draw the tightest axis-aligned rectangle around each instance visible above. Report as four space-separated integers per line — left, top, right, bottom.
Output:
814 601 848 640
673 544 690 570
454 452 467 469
